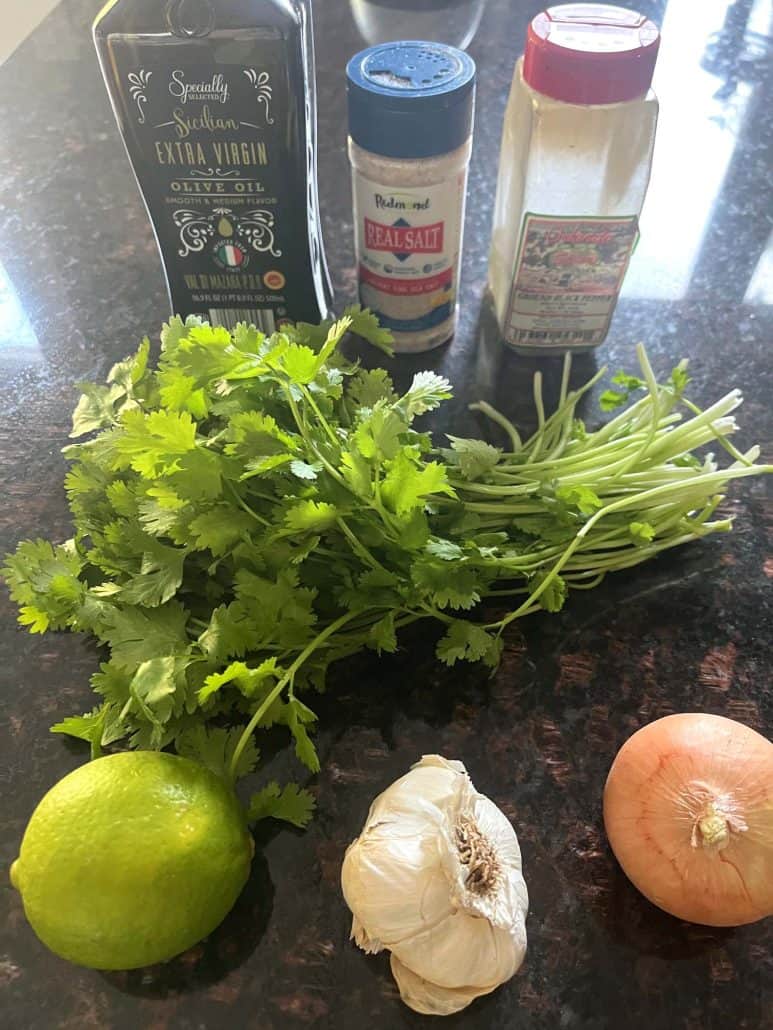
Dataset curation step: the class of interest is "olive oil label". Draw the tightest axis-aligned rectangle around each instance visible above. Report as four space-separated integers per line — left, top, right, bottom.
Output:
110 37 294 331
505 214 639 348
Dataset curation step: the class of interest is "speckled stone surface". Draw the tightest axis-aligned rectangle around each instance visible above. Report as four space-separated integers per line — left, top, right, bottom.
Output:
0 1 771 1028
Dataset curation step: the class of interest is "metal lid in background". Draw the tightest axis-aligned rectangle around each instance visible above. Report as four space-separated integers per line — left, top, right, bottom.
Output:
346 41 476 158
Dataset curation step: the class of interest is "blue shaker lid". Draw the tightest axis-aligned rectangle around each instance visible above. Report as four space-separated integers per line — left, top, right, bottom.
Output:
347 41 476 159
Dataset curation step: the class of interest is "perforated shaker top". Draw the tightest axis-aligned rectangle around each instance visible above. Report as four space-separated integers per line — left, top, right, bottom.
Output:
347 41 476 159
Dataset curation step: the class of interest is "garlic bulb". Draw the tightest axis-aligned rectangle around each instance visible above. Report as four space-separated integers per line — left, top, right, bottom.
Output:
341 755 528 1015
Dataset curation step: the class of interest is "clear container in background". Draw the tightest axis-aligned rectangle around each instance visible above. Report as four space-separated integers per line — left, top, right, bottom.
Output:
350 0 487 51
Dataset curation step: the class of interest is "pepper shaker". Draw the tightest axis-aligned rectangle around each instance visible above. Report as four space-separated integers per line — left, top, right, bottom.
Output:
488 4 660 354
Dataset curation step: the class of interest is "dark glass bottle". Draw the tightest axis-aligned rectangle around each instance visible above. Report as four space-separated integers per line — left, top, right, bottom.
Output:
94 0 332 332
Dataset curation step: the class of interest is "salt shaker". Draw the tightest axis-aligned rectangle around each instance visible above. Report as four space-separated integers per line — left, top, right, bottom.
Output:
346 42 476 352
488 4 660 354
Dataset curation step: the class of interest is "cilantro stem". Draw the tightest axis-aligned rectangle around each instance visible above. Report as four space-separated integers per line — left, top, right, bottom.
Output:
282 385 347 487
228 609 362 781
681 395 752 466
336 517 391 575
371 464 400 537
420 602 456 624
225 479 271 527
447 480 540 497
525 372 546 463
487 463 772 635
299 385 341 451
469 401 522 452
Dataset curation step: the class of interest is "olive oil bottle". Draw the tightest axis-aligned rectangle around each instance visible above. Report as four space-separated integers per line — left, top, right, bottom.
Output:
94 0 332 331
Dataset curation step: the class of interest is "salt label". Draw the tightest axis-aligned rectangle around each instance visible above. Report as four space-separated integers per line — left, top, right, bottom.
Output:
353 173 466 338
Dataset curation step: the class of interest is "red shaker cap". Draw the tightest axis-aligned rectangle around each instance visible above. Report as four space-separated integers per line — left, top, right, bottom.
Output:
523 4 660 105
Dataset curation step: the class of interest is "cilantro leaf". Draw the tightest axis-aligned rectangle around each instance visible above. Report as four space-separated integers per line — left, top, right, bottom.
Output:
353 403 406 460
158 366 209 419
530 571 568 613
599 389 629 412
284 500 338 534
114 410 198 478
411 559 482 610
176 724 259 782
556 485 603 515
108 337 151 392
104 602 189 668
340 448 373 497
669 362 690 394
367 611 398 654
128 656 188 744
348 368 397 410
397 371 453 420
601 370 646 412
188 506 255 556
629 521 656 544
51 705 110 759
3 539 84 631
611 371 645 392
284 697 320 773
198 602 260 662
343 305 394 355
224 411 297 462
381 451 455 515
70 383 125 438
269 342 319 384
290 459 322 481
436 622 502 668
425 538 464 561
247 781 316 827
445 436 501 481
198 657 282 704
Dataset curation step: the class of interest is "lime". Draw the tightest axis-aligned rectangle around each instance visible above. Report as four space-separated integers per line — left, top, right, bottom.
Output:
10 751 253 970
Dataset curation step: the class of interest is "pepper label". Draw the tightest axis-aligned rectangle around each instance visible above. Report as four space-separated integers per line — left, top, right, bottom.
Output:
505 213 639 348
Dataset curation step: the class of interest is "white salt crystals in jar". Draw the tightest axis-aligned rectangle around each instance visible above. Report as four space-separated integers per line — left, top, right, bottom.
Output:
346 42 476 352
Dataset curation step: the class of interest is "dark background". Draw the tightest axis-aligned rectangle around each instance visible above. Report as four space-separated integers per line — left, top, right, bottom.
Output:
0 1 771 1027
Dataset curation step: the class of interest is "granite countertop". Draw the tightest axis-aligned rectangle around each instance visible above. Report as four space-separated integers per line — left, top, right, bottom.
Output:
1 1 771 1028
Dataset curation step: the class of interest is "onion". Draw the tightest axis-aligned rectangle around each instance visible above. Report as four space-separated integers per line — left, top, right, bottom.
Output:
603 713 773 926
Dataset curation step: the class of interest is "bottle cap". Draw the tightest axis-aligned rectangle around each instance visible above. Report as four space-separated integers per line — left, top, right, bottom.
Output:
524 4 660 105
347 41 476 159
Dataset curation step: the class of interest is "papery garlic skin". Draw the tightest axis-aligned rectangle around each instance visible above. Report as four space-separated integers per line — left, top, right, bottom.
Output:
341 755 528 1015
390 954 498 1017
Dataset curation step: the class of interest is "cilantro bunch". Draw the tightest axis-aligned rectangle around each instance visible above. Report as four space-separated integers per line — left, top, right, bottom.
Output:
3 311 769 826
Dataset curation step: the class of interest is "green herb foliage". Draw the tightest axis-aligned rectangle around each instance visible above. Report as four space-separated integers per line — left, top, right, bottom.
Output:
4 311 770 825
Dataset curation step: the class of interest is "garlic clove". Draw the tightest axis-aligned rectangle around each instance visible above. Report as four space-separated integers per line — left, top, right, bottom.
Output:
390 906 525 991
350 915 383 955
342 806 455 946
367 756 467 824
390 954 496 1016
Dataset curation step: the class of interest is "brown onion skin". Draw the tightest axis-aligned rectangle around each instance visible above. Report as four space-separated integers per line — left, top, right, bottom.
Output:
603 713 773 927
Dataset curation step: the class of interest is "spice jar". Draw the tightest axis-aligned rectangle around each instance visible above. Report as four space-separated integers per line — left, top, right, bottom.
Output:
488 4 660 354
346 42 476 352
